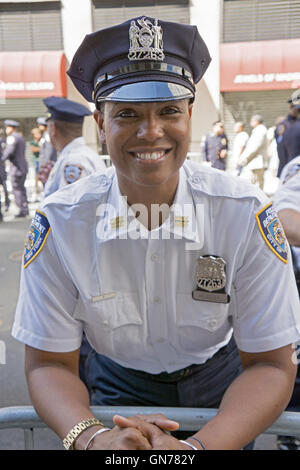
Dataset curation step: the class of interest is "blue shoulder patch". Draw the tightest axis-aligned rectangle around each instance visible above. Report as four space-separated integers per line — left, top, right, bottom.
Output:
64 164 83 184
24 210 51 268
256 203 288 264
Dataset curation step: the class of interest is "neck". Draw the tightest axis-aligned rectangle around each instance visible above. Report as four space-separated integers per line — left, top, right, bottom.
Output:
117 172 180 230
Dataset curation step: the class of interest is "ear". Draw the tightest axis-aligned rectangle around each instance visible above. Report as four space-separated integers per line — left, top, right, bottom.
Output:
188 104 193 119
93 110 106 143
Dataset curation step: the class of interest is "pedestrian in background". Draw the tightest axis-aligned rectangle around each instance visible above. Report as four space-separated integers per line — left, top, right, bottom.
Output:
230 121 248 175
202 121 228 171
1 120 28 218
30 127 42 195
238 114 268 190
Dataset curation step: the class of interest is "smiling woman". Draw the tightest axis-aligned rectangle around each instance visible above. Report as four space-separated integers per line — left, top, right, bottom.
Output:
94 99 192 206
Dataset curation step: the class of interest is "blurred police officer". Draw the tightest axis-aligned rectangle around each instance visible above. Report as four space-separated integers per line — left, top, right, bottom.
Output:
36 116 57 168
281 100 300 172
238 114 268 190
274 155 300 449
1 120 28 218
38 96 106 198
276 98 298 177
202 121 228 171
0 128 9 219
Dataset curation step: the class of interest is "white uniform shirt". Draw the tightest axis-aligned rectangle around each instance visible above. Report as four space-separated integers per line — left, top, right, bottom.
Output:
12 161 300 374
44 137 106 197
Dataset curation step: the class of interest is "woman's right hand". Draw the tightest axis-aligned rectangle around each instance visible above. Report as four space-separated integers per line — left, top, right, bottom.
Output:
86 425 153 450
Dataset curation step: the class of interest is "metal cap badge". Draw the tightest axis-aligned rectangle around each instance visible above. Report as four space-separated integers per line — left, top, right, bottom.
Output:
67 16 211 105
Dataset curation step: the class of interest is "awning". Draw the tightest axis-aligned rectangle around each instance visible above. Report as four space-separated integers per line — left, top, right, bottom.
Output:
220 39 300 92
0 50 67 99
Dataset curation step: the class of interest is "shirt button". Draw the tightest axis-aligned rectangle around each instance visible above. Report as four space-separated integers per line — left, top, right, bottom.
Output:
153 296 161 304
151 253 159 262
192 176 201 184
207 319 217 328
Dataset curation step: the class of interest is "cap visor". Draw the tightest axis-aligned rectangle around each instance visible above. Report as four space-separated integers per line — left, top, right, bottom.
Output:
98 81 194 103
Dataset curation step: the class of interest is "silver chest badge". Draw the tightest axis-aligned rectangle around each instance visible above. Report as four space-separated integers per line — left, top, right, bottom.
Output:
128 17 165 61
192 255 230 304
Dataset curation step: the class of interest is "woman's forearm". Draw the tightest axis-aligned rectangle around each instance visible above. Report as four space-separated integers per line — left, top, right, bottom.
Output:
193 361 296 449
26 362 97 441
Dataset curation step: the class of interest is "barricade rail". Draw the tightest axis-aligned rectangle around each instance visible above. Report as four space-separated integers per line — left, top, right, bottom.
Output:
0 406 300 450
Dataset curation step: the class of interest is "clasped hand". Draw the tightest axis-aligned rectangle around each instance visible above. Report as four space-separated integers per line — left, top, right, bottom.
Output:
87 413 192 450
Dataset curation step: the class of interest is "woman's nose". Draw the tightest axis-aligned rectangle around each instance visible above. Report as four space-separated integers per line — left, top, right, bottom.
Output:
136 116 164 141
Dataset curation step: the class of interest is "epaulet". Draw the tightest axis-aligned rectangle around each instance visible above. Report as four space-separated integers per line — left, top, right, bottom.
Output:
184 162 266 204
41 167 114 209
281 156 300 184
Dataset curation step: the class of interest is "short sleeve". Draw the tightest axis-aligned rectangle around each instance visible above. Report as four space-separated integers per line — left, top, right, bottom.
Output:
232 205 300 352
273 173 300 214
12 225 83 352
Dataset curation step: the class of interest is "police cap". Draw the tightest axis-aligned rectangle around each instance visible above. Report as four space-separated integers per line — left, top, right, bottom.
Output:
4 120 20 128
36 117 48 126
43 96 92 123
67 16 211 106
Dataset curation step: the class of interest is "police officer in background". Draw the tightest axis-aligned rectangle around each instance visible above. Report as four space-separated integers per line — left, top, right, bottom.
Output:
274 155 300 450
202 121 228 170
0 128 10 221
1 120 28 218
12 16 300 451
280 100 300 173
36 116 57 168
38 96 106 198
275 98 298 177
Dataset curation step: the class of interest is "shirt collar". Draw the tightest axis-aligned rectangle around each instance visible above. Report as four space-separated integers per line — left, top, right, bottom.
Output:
96 165 201 243
60 137 85 157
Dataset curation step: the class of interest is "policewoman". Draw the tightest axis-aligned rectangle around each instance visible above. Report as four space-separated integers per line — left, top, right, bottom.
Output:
12 17 300 451
39 96 106 197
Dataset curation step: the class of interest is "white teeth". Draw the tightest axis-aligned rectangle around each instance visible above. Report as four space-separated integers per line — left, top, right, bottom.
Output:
136 151 165 160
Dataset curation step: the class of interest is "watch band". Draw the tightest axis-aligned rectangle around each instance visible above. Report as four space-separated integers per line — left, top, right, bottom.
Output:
63 417 104 450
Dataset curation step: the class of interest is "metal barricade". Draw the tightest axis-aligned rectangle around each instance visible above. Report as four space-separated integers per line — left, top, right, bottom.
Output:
0 406 300 450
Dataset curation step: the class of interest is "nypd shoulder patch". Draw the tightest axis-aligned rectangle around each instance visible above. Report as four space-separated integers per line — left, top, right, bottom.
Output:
64 164 83 184
256 203 288 264
24 210 51 268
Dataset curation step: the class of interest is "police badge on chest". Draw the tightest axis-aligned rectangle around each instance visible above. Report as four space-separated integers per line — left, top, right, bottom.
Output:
192 255 230 304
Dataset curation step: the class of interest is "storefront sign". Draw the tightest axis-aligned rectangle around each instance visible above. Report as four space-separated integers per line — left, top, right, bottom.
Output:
0 51 67 98
221 39 300 92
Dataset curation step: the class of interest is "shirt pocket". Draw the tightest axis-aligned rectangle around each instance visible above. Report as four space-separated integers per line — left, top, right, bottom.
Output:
85 292 144 360
175 293 229 353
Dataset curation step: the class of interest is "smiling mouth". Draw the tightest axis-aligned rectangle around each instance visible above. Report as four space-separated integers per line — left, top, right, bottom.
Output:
130 150 170 161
